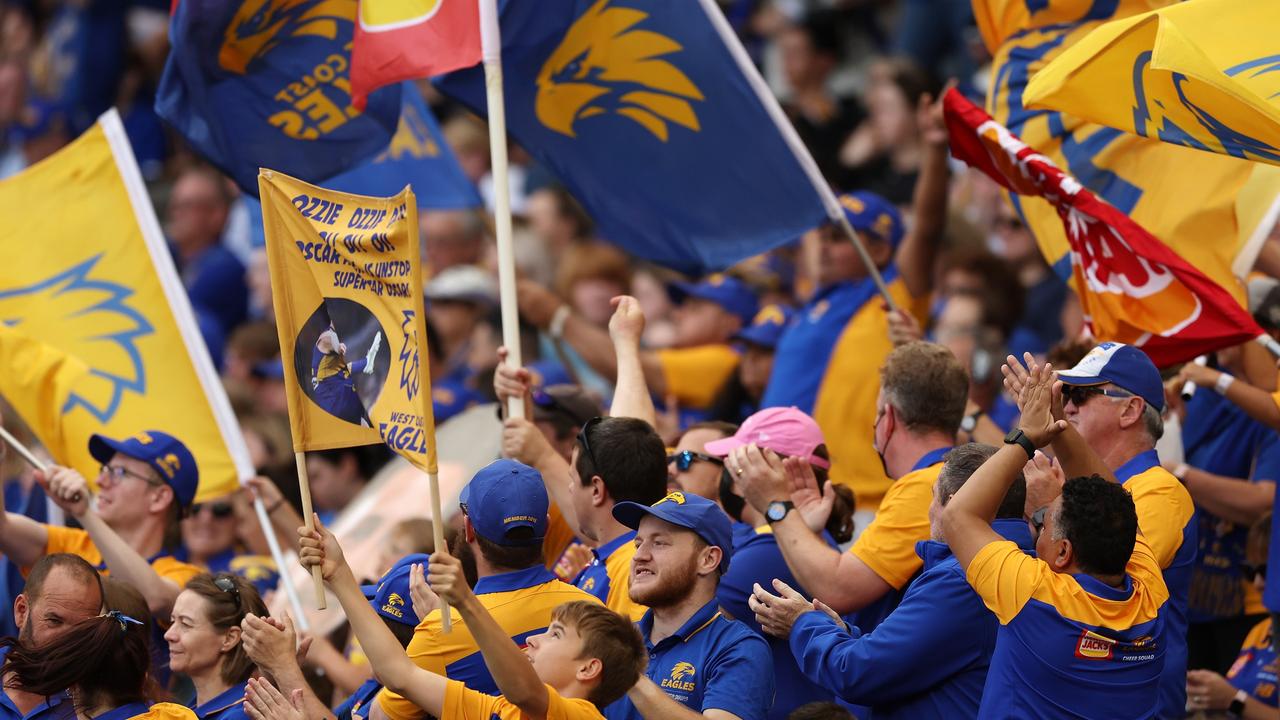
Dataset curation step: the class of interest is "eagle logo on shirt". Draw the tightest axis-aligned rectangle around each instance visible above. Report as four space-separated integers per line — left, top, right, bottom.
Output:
535 0 704 141
661 662 697 693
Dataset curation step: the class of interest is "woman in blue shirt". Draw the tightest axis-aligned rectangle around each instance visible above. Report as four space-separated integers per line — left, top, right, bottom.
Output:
165 573 269 720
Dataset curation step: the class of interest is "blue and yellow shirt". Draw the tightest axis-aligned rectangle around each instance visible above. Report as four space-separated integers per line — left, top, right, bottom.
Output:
1269 478 1280 614
442 679 603 720
1227 617 1277 707
376 565 600 720
575 531 646 621
718 522 836 719
89 704 195 720
761 267 929 510
849 449 949 591
604 599 774 720
1116 450 1196 718
193 682 248 720
334 678 380 720
968 535 1169 719
656 344 741 411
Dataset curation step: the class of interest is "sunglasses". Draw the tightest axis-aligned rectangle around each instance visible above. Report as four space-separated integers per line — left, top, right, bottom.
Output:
1028 505 1049 541
577 416 604 471
214 575 242 613
1245 563 1268 583
1062 385 1133 408
190 501 234 519
667 450 724 472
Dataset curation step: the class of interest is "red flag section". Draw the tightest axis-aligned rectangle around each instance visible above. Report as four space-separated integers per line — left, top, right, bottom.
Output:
942 88 1262 368
351 0 482 110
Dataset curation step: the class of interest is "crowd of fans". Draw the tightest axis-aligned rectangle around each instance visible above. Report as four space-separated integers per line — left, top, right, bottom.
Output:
1 1 1279 719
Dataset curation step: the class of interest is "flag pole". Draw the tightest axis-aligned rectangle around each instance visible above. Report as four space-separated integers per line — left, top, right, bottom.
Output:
478 0 525 420
427 469 452 632
692 0 898 311
295 452 327 610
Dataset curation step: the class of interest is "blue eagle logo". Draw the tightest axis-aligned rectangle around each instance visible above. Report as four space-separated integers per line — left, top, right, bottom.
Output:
0 255 154 422
219 0 350 75
536 0 704 142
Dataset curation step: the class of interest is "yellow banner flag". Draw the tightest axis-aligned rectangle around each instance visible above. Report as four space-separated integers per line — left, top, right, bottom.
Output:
1024 0 1280 167
258 170 437 473
976 0 1280 301
0 110 251 501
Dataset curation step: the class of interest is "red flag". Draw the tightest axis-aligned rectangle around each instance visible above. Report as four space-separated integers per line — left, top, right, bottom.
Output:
351 0 482 110
942 88 1263 367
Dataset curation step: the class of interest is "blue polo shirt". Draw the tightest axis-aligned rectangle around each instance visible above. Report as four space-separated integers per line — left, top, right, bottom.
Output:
0 648 73 720
574 530 645 621
791 519 1034 719
718 522 836 719
603 599 774 720
193 682 248 720
334 679 381 720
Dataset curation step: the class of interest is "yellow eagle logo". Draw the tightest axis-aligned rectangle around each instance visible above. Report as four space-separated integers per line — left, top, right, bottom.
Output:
387 592 406 607
656 491 687 506
536 0 703 142
669 662 696 681
219 0 351 75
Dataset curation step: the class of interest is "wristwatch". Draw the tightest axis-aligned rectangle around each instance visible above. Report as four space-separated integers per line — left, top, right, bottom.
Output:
1228 688 1248 718
1004 428 1037 460
960 410 985 434
765 500 795 524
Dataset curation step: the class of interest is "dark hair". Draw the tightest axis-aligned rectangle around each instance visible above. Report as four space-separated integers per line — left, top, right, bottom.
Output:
796 10 844 62
182 573 270 685
475 529 543 572
942 248 1026 336
810 445 855 543
551 601 646 708
575 417 667 506
101 579 169 704
312 444 392 483
385 616 417 648
881 342 969 437
1 613 150 707
937 443 1027 520
425 316 444 364
24 554 103 609
1056 475 1138 577
788 701 855 720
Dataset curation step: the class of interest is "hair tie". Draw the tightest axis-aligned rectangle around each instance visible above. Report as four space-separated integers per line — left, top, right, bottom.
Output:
105 610 144 633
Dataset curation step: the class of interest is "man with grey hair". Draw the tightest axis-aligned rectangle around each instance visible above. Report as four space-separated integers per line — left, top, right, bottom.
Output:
1004 342 1196 718
748 443 1032 719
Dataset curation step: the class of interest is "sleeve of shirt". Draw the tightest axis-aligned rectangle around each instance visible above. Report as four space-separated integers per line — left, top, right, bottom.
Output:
44 525 97 559
1127 471 1195 570
700 631 775 720
891 277 930 327
152 557 202 587
376 620 452 720
848 475 931 589
964 540 1043 625
656 345 740 408
543 501 577 570
440 679 500 718
789 568 988 704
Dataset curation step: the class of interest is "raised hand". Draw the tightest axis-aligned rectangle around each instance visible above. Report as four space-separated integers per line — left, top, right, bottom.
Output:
501 417 554 466
1023 450 1066 518
493 346 533 404
409 562 440 620
784 456 833 533
1017 361 1069 448
426 549 474 607
608 295 646 347
885 305 923 347
297 515 346 582
244 677 305 720
36 466 89 518
728 444 789 514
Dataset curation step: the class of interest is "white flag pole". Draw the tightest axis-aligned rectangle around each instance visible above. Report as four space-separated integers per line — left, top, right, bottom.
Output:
478 0 525 419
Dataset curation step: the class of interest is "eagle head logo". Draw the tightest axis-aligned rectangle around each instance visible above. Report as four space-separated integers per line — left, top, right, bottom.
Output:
219 0 351 75
535 0 704 142
670 662 696 681
0 256 153 423
387 592 405 608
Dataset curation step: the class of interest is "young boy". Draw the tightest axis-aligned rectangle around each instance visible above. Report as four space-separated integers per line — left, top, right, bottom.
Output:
297 516 647 719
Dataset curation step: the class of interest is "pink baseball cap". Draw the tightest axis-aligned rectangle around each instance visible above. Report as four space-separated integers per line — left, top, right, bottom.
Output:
703 407 830 469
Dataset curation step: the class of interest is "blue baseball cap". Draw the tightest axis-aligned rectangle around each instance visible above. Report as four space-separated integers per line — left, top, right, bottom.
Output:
89 431 199 510
613 491 734 567
734 304 795 349
459 460 548 547
361 553 430 626
667 274 759 325
1056 342 1164 412
839 191 903 249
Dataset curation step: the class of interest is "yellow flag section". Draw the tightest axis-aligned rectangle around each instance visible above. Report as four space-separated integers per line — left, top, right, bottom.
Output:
1025 0 1280 168
258 170 437 473
0 110 250 501
975 0 1280 302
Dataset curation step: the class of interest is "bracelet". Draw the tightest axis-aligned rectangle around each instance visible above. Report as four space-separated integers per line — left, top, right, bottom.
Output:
548 305 571 339
1215 373 1235 395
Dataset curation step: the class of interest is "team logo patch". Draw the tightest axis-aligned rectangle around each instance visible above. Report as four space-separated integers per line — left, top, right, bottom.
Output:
219 0 348 75
656 491 686 506
1075 630 1115 660
661 661 697 692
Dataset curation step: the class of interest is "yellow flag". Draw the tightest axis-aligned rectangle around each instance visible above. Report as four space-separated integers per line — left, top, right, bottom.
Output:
1025 0 1280 167
977 0 1280 302
0 110 251 501
258 170 437 473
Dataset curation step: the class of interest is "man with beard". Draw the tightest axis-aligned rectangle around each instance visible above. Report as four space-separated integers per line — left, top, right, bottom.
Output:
1 554 104 720
604 491 773 720
373 459 601 720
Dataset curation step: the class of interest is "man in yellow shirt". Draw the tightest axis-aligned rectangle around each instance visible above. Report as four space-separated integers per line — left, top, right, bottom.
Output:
0 431 201 619
735 342 967 618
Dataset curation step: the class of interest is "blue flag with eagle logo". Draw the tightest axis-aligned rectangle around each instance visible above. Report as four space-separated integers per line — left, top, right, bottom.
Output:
434 0 829 274
156 0 402 196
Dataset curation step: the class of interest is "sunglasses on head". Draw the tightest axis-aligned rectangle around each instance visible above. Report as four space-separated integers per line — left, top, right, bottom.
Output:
667 450 724 472
576 416 604 470
1062 385 1133 408
213 575 242 613
190 501 234 519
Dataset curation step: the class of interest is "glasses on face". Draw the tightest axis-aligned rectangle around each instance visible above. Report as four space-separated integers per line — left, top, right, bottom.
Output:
213 575 242 613
190 501 234 519
667 450 724 473
1061 385 1133 408
576 416 604 471
1028 505 1049 541
1244 563 1268 583
99 464 160 487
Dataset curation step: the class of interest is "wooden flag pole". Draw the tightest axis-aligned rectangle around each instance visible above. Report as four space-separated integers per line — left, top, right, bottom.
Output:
428 469 452 632
295 451 327 610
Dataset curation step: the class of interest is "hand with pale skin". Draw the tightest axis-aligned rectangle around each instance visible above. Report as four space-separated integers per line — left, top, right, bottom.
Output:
1015 360 1069 449
246 475 284 510
608 296 645 347
1001 352 1066 424
1023 450 1065 518
34 466 89 518
554 543 595 582
493 347 533 405
727 444 790 514
748 579 846 638
244 678 305 720
916 82 956 148
426 549 475 609
884 302 923 347
501 417 556 467
408 562 440 620
1185 669 1239 712
785 457 835 533
298 516 346 581
241 612 313 675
